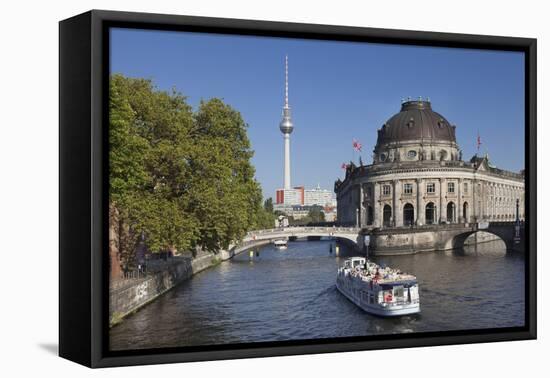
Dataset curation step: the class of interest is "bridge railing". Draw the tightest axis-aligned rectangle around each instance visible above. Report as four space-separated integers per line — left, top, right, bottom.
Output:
245 226 360 238
487 221 524 227
226 226 361 252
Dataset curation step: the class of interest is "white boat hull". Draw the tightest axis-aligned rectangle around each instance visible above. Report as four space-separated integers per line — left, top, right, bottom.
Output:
336 279 420 317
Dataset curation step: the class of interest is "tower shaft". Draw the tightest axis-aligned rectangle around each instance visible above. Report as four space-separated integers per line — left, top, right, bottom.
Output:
284 133 291 189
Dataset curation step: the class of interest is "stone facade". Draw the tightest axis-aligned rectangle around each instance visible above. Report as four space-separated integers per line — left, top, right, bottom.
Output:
335 100 525 229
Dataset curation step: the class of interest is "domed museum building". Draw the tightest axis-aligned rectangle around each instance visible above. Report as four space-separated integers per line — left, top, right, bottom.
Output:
334 99 525 231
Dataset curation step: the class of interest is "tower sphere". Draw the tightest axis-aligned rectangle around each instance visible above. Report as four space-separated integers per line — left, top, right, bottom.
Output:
280 111 294 134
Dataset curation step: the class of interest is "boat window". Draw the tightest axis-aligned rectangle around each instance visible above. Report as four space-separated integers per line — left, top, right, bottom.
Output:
394 286 404 297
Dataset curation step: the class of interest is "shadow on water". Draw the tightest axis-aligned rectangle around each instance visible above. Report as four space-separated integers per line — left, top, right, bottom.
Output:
453 240 510 258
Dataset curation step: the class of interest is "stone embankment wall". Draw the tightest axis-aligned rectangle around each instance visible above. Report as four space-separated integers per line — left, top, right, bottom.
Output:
109 250 231 325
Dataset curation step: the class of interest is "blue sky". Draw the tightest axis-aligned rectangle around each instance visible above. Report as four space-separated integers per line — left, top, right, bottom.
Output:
110 28 525 200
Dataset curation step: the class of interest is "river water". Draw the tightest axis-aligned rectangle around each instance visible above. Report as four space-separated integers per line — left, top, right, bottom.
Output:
109 239 525 351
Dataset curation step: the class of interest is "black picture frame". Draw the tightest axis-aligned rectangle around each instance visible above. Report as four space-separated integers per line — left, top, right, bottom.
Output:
59 9 537 368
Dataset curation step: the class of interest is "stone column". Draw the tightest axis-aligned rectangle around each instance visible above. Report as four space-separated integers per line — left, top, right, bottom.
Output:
439 178 446 223
373 182 380 228
493 184 497 220
416 178 424 225
393 179 402 227
358 184 365 227
487 182 495 220
458 178 463 223
391 180 396 226
484 181 485 219
473 180 478 222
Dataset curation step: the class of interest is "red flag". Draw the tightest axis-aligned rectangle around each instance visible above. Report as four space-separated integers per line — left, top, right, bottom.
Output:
352 139 362 152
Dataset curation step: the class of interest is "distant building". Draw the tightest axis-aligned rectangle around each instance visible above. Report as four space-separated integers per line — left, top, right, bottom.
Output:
275 185 336 207
275 186 304 206
304 184 337 207
335 99 525 227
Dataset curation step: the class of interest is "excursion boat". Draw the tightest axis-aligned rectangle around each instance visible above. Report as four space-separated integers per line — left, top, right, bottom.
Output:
273 239 288 249
336 257 420 317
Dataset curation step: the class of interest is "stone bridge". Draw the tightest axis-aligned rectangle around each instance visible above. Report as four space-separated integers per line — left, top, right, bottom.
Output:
368 221 525 255
446 221 525 252
226 222 524 257
227 226 362 258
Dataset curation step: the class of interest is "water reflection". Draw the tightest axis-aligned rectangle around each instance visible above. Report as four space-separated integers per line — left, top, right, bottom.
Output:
459 237 507 257
110 239 525 351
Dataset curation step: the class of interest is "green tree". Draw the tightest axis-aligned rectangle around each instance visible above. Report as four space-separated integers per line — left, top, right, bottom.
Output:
109 74 268 262
308 205 326 223
109 76 151 267
264 197 274 213
189 98 264 250
109 75 200 256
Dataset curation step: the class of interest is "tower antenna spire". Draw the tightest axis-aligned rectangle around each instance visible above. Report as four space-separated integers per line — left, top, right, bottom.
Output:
284 54 289 108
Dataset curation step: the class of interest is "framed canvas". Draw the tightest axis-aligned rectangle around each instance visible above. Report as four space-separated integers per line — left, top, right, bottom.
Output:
59 9 536 368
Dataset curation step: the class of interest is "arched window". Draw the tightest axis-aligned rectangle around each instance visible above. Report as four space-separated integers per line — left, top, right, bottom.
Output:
383 205 392 227
425 202 436 225
367 206 374 226
403 203 415 226
447 202 456 223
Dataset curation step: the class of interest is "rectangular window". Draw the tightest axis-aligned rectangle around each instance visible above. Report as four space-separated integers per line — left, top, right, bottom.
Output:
426 182 435 193
382 185 391 196
403 183 413 194
448 182 455 193
463 182 468 194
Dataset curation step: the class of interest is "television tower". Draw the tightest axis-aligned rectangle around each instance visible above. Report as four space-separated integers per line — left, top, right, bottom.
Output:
279 55 294 189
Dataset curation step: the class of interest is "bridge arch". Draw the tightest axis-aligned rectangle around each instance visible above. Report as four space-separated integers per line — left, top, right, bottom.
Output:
228 227 363 258
444 228 514 252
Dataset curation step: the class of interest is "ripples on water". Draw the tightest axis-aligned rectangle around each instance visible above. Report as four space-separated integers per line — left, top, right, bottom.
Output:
110 239 525 351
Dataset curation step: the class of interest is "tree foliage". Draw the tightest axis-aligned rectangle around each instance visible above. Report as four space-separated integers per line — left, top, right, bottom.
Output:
109 74 269 260
286 206 326 226
308 205 326 223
